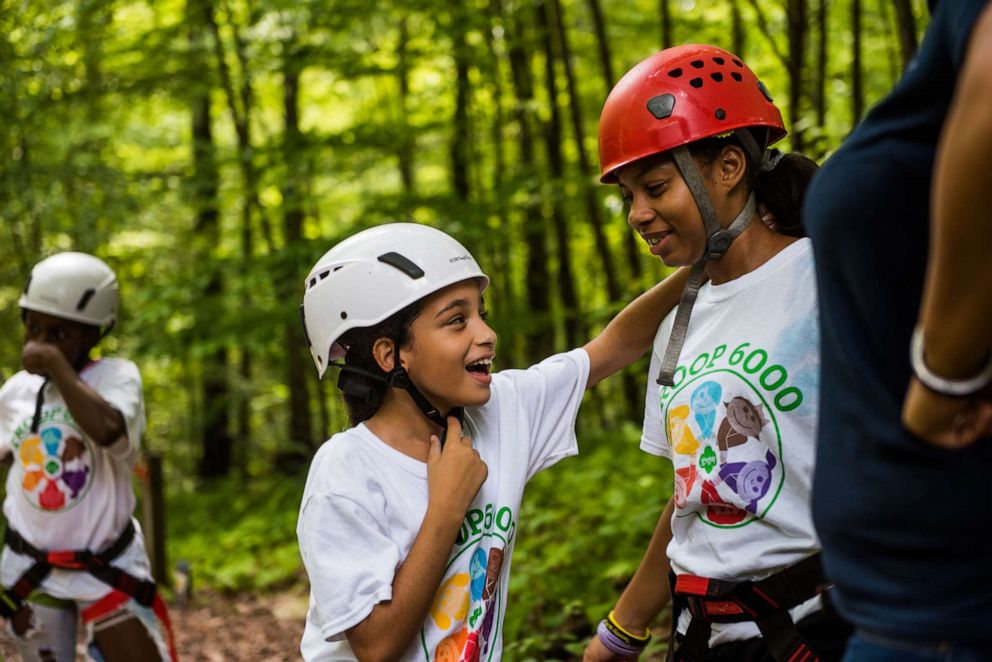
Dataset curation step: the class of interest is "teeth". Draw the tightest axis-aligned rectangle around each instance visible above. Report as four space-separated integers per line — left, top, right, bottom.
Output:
647 236 660 246
468 358 493 369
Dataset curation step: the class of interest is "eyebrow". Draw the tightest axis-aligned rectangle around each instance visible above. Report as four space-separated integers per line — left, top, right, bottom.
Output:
434 298 469 318
434 295 486 319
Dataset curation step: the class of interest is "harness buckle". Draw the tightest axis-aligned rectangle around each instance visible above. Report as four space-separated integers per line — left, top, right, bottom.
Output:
46 550 86 570
703 600 745 617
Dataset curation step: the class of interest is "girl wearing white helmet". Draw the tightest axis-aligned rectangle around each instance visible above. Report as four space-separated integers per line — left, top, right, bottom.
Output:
0 252 176 661
297 222 690 662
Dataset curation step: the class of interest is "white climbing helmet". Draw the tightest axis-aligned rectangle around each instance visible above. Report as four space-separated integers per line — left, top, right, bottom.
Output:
301 223 490 378
19 252 119 329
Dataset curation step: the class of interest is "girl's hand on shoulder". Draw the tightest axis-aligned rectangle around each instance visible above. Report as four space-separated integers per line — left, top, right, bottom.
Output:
426 416 488 519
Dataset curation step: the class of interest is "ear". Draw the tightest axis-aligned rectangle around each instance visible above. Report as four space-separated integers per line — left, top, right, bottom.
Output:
716 144 748 190
371 337 397 373
80 325 101 355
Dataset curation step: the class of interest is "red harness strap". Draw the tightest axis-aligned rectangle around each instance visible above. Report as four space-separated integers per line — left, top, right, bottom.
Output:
666 554 828 662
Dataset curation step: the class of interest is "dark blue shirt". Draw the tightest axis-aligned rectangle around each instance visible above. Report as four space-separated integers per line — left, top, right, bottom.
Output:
804 0 992 645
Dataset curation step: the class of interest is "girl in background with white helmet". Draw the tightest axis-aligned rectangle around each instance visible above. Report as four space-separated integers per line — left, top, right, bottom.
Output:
297 222 691 662
0 252 176 661
584 46 849 662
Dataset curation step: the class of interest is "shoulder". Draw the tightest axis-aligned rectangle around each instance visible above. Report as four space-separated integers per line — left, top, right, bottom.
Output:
86 358 140 378
303 428 375 497
0 371 43 402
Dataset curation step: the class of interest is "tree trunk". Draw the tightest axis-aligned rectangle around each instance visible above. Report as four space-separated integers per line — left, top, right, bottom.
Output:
484 0 521 369
585 0 643 283
659 0 673 48
282 36 315 461
537 0 581 349
189 0 233 478
815 0 828 130
786 0 808 152
504 1 554 361
396 17 416 196
731 0 745 56
851 0 864 128
891 0 917 69
550 0 620 303
551 0 641 414
450 6 471 202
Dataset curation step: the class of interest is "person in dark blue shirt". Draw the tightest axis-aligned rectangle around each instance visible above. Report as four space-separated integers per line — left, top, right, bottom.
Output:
804 1 992 660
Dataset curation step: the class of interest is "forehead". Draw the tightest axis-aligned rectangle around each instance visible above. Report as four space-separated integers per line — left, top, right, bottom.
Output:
616 152 677 187
421 279 484 310
24 310 87 332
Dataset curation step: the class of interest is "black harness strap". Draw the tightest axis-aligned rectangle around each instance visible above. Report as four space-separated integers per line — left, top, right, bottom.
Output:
1 520 157 621
666 554 828 662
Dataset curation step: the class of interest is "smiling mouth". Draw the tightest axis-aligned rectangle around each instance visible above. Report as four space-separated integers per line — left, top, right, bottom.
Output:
645 231 671 247
466 358 493 375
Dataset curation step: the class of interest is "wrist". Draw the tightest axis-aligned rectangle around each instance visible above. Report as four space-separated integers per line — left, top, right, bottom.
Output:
911 326 992 396
596 611 651 659
423 502 467 534
609 607 650 640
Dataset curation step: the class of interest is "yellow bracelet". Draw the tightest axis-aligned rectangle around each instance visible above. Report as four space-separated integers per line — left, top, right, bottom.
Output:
607 609 651 642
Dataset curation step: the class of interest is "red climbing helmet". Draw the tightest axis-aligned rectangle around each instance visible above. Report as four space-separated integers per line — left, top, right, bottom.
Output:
598 44 787 182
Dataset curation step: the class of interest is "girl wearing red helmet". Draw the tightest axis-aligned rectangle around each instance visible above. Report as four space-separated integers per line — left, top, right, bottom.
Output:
585 46 849 662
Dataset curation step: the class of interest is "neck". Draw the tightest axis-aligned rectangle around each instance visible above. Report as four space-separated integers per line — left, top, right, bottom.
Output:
704 216 797 285
365 388 444 462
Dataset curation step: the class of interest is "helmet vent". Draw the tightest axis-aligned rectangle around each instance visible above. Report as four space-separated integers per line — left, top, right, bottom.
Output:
378 252 425 279
733 58 743 67
710 72 723 82
320 270 330 279
690 77 703 89
667 67 683 78
76 289 95 311
731 72 743 82
690 59 704 69
713 57 725 65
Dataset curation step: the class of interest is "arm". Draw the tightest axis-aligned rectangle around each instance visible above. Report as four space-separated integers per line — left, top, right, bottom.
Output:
585 269 690 389
584 497 675 662
21 342 125 447
347 417 487 662
901 4 992 449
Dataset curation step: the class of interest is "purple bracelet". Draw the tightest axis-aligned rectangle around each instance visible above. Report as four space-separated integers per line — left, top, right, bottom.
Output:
596 619 647 658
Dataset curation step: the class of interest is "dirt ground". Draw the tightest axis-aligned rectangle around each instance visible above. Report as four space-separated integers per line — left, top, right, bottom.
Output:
0 589 309 661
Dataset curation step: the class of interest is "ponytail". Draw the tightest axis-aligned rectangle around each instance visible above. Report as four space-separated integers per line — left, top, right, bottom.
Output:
754 150 819 238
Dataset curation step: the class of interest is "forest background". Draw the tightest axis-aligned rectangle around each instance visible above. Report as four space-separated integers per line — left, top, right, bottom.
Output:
1 0 927 659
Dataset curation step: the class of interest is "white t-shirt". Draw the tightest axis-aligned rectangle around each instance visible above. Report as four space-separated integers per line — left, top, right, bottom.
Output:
642 239 822 645
298 348 590 662
0 359 153 601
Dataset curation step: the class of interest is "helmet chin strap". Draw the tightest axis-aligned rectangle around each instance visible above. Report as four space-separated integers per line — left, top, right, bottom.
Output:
333 344 464 446
656 143 758 387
